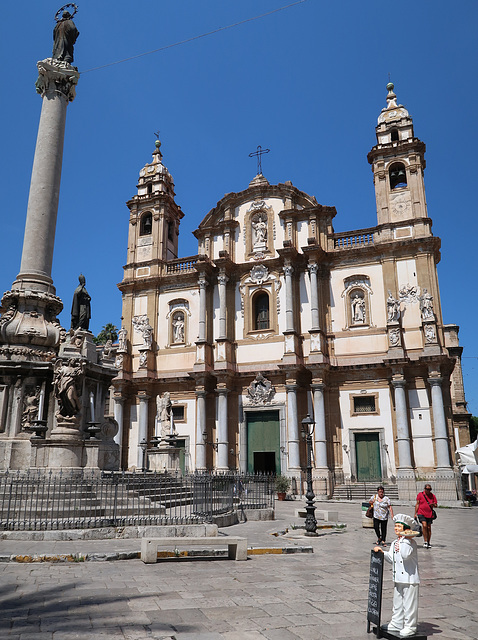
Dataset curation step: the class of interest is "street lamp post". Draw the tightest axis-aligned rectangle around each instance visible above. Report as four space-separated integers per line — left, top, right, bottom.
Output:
139 438 148 472
301 414 318 536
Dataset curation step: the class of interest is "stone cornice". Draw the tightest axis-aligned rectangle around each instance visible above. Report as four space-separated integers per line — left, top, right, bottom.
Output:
367 138 426 166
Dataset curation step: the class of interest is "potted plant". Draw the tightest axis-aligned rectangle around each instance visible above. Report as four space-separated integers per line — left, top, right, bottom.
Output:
275 474 291 500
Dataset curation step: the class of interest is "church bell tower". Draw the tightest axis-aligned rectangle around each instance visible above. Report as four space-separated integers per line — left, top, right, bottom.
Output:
367 83 429 233
125 139 183 269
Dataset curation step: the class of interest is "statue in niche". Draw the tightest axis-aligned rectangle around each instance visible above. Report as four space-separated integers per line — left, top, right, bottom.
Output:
117 327 128 352
387 291 400 322
252 213 267 247
21 386 41 431
156 392 172 437
172 312 185 343
53 358 84 418
52 8 79 64
351 294 366 324
71 274 91 331
419 288 434 321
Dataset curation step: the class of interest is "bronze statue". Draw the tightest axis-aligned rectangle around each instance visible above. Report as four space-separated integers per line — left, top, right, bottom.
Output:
71 274 91 331
52 7 79 64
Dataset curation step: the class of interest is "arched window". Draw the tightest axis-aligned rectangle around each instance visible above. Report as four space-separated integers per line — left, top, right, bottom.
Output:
389 162 407 190
254 292 270 330
147 183 153 194
168 221 174 242
140 212 152 236
391 129 399 142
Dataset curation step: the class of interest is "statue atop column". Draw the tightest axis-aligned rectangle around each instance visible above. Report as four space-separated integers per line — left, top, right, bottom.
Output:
52 5 80 64
71 274 91 331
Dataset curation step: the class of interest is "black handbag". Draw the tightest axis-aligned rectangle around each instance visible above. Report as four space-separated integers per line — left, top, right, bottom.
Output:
424 493 437 520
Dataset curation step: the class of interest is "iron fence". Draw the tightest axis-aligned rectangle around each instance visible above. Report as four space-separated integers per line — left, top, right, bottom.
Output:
0 470 274 531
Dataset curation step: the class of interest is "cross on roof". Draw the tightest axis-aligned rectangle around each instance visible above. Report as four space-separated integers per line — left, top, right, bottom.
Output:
249 145 270 175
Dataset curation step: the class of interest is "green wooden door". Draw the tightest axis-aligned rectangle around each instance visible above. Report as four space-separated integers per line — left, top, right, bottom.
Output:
355 433 381 481
246 411 280 473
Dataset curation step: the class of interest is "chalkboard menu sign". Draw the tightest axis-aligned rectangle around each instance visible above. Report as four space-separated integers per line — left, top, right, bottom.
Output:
367 549 384 634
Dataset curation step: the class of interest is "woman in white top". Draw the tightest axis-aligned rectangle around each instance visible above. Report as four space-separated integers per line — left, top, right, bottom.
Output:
369 485 394 546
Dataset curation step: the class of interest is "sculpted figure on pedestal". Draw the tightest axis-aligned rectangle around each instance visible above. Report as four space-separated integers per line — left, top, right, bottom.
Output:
54 358 84 418
352 294 366 324
156 392 172 437
420 288 434 321
71 275 91 331
117 328 128 352
387 291 400 322
52 8 79 64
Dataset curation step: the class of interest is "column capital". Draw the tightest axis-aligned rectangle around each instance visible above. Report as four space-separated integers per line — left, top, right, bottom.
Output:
36 58 80 102
427 377 443 387
308 262 319 275
137 391 150 401
217 273 229 286
391 378 407 389
198 276 208 290
284 265 294 277
285 383 298 392
311 382 325 392
215 387 230 396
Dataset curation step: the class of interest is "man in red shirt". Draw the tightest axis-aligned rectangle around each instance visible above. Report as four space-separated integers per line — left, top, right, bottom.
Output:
414 485 438 549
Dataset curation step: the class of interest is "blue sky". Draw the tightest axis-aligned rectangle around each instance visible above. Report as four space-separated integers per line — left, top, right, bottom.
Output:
1 1 477 415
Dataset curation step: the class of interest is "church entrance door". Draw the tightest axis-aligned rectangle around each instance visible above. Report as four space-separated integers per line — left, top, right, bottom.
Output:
246 411 280 473
355 432 381 481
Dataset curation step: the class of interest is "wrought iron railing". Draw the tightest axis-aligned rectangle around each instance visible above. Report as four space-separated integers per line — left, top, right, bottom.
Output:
0 470 274 531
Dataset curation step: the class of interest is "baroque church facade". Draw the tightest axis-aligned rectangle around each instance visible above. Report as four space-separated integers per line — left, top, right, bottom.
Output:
112 84 470 492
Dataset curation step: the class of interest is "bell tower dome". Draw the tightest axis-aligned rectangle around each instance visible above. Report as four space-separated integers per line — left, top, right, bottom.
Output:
367 83 429 231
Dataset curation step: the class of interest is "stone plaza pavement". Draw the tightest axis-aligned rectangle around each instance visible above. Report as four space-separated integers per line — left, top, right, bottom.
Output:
0 499 477 640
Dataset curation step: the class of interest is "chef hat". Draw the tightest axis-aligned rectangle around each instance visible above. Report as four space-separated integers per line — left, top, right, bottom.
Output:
393 513 419 531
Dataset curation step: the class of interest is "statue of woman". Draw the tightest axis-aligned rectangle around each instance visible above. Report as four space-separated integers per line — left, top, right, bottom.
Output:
352 294 366 323
54 358 83 417
52 11 79 64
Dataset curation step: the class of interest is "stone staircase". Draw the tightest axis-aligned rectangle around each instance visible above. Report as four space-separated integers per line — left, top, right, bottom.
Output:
332 482 399 501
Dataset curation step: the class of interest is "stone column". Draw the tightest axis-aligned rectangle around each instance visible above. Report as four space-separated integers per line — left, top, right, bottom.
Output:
198 276 207 342
216 388 229 470
137 393 149 469
308 263 320 331
428 377 453 473
195 390 207 470
217 272 228 340
391 380 413 475
284 265 295 332
14 59 79 293
113 395 124 449
286 383 300 471
312 383 328 471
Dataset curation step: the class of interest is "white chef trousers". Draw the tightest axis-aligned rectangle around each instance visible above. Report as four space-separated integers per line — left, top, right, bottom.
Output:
390 583 419 631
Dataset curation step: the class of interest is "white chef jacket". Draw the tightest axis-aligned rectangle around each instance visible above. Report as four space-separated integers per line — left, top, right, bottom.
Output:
384 536 420 584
